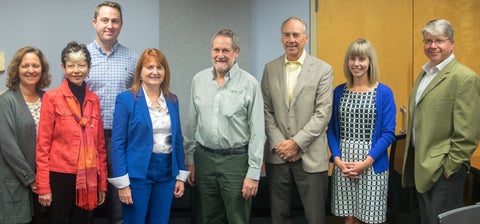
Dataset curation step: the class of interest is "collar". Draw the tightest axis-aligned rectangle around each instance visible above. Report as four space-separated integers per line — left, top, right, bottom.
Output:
211 62 240 80
60 79 96 101
422 53 455 73
92 39 119 55
142 87 166 108
284 49 307 65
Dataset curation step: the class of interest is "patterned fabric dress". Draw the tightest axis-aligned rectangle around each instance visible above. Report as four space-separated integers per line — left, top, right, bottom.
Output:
331 87 388 223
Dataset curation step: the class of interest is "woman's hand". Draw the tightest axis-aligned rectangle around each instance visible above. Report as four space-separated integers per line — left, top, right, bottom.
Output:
98 191 106 205
118 186 133 204
39 193 52 206
343 156 375 179
173 180 185 198
30 181 38 194
333 157 348 173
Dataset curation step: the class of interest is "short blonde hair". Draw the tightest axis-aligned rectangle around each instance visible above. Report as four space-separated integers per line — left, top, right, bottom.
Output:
343 38 380 88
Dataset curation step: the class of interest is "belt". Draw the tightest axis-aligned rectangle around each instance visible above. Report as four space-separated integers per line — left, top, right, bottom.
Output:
200 144 247 155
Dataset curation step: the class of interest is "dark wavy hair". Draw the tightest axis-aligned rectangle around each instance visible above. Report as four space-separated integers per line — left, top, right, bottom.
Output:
61 41 91 67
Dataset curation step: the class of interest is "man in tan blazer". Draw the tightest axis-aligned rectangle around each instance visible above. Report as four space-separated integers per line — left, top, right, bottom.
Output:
261 16 333 224
402 19 480 224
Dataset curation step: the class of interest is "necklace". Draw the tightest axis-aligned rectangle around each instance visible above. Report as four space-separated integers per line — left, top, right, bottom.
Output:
153 104 162 112
143 86 162 112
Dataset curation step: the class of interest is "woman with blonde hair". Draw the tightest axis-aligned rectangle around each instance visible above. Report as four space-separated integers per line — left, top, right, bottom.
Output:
327 39 396 224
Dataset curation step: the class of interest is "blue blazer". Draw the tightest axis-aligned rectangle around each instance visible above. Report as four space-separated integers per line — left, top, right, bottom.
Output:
111 88 186 180
327 83 396 174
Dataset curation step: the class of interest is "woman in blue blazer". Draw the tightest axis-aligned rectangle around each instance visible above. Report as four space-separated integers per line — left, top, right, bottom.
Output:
108 48 189 224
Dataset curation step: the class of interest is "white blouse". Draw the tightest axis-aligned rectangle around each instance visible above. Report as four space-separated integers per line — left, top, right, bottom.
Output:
144 88 172 154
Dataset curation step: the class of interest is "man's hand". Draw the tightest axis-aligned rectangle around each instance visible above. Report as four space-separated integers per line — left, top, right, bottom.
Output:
288 152 302 162
187 164 196 186
275 139 300 161
241 178 259 200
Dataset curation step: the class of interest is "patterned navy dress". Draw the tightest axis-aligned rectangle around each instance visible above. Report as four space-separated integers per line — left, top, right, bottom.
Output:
331 87 388 223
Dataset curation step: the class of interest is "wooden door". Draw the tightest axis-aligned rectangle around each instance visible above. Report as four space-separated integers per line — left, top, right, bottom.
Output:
315 0 413 135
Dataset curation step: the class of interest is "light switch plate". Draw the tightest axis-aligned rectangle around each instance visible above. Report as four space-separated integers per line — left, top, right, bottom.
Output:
0 52 5 72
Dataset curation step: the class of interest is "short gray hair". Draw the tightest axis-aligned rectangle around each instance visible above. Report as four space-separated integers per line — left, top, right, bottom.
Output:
281 16 308 35
211 29 240 51
422 19 454 41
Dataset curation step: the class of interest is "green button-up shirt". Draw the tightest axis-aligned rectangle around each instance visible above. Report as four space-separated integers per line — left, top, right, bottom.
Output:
184 63 265 180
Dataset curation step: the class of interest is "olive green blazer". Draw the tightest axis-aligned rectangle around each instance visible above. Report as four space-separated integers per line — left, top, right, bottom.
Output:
402 58 480 193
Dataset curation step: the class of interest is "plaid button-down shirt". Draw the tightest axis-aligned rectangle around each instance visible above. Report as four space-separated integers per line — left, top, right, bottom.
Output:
85 40 139 129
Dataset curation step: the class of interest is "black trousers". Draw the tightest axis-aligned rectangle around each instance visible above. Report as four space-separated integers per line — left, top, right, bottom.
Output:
48 171 93 224
104 129 123 224
417 165 467 224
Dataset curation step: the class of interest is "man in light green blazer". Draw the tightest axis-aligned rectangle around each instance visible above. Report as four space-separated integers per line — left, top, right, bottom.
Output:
402 19 480 224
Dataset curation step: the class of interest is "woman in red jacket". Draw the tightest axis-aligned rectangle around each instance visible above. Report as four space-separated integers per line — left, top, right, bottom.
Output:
36 41 108 224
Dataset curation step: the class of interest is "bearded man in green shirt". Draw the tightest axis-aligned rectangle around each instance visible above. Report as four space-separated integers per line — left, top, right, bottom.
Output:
184 29 265 224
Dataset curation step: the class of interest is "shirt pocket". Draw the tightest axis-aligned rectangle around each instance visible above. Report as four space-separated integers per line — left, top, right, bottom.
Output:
220 89 247 118
54 105 75 137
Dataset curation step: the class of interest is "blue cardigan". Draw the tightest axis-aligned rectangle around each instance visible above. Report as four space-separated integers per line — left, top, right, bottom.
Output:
327 83 396 174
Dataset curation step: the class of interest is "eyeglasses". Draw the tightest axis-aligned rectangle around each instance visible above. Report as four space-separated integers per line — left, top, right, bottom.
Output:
423 38 450 46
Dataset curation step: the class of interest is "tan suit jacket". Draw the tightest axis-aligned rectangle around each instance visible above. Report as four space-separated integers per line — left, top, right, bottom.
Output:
261 54 333 173
402 58 480 193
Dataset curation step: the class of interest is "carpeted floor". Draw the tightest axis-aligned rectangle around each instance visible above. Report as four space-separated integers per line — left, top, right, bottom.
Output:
93 215 345 224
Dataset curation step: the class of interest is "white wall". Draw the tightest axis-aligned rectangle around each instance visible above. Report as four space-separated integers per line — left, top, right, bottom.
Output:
158 0 253 122
0 0 310 124
251 0 310 81
158 0 310 121
0 0 160 92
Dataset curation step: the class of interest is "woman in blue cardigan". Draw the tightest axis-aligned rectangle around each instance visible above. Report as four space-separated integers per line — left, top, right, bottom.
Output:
327 39 396 224
108 48 189 224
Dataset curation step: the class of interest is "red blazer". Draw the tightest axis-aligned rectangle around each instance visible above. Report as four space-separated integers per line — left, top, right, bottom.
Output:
36 79 107 194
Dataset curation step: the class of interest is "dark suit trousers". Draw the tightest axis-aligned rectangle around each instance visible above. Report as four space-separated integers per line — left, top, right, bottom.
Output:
104 130 123 224
266 161 328 224
417 165 467 224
